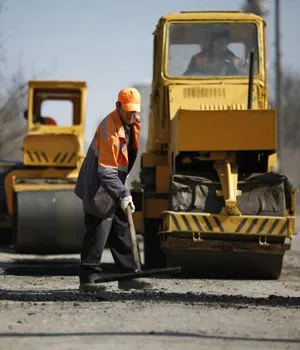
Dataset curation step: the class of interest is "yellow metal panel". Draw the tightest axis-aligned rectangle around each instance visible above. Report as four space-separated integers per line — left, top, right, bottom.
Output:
4 168 79 216
162 211 295 238
156 165 170 193
151 10 268 146
171 109 276 151
28 80 87 89
14 183 75 192
142 153 168 167
268 153 278 172
27 80 87 135
168 84 263 120
28 125 85 136
23 134 80 167
162 11 264 23
145 199 168 219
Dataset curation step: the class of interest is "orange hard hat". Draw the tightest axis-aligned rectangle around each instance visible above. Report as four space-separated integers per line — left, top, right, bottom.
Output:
117 87 141 112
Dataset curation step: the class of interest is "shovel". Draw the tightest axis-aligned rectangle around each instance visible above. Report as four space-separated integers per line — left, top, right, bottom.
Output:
95 205 181 283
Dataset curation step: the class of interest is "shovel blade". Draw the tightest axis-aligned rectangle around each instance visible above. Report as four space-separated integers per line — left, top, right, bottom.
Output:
95 266 181 283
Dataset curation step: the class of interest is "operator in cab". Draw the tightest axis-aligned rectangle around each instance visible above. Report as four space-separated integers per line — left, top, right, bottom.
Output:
23 110 57 125
184 30 245 76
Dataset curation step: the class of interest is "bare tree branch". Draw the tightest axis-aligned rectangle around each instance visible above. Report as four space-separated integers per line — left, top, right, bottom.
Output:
0 2 53 161
0 2 27 161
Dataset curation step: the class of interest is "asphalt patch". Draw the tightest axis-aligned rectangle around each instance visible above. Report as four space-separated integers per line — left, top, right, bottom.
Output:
0 289 299 307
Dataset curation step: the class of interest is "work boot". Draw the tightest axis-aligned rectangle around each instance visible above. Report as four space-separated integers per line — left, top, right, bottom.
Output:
79 265 106 292
118 278 152 291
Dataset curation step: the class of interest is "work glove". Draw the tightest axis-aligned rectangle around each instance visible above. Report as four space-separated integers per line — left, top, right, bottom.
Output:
120 195 135 214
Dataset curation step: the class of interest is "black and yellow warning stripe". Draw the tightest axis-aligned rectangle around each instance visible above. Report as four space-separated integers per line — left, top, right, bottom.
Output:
162 211 295 237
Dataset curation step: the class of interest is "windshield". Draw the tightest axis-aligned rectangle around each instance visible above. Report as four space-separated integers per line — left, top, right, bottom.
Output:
167 22 259 78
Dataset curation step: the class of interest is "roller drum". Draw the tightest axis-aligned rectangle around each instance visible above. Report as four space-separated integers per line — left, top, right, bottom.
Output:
165 250 284 279
14 190 85 254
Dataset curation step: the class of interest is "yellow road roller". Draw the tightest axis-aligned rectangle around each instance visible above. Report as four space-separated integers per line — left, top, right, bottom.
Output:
135 11 297 279
0 80 87 253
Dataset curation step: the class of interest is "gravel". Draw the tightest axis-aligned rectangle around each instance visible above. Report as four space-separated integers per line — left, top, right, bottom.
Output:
0 217 299 349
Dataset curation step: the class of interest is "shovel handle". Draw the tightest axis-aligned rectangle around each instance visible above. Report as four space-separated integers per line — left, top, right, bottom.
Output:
126 205 141 271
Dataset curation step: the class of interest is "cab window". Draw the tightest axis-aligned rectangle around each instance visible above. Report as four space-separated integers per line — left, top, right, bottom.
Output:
167 22 259 77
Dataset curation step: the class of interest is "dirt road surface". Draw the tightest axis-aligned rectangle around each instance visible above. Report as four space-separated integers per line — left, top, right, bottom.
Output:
0 216 299 350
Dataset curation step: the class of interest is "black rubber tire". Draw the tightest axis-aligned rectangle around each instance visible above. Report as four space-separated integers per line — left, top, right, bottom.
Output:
143 218 166 269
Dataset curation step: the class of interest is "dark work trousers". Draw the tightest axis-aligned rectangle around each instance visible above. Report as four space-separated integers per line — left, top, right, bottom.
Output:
80 206 140 274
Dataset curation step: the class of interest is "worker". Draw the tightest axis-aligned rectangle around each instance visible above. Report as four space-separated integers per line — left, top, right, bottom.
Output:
75 87 152 292
184 30 244 76
23 110 57 125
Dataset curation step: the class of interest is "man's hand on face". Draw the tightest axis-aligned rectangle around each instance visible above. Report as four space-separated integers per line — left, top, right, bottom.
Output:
124 111 137 125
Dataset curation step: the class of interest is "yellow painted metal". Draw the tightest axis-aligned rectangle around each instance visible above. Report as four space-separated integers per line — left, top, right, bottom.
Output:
144 198 168 219
145 10 270 153
28 80 87 88
161 211 295 238
14 183 75 192
268 153 278 172
171 109 276 152
23 134 82 168
25 80 86 167
141 153 168 167
146 11 268 151
168 84 264 122
27 80 86 133
156 165 170 193
4 167 79 216
291 189 297 216
214 158 241 216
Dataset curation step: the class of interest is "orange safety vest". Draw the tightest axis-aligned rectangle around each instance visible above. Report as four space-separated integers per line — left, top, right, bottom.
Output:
75 109 141 219
94 109 140 174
